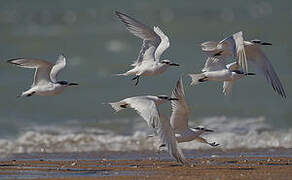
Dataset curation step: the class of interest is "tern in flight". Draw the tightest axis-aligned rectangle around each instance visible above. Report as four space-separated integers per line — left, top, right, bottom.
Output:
8 54 78 97
200 31 286 98
161 76 219 147
115 11 179 86
109 95 190 165
189 57 255 95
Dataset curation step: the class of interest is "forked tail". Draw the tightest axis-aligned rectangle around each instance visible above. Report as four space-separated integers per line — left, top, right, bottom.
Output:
188 73 207 86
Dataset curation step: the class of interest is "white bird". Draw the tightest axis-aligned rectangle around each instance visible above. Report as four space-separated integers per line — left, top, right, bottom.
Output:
201 32 286 98
8 54 78 97
109 95 190 165
168 76 219 146
115 11 179 85
189 57 255 95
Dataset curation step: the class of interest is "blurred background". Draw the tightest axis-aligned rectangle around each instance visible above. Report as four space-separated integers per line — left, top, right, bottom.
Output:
0 0 291 154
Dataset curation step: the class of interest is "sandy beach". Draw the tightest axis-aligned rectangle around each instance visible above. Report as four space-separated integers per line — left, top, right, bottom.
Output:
0 149 292 179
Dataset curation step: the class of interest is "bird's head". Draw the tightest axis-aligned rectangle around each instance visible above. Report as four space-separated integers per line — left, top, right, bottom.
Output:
161 60 180 67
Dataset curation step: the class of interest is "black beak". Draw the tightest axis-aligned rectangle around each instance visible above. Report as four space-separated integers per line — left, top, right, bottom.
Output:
170 63 180 66
68 83 79 86
261 42 272 45
204 128 214 132
245 72 256 76
168 97 179 101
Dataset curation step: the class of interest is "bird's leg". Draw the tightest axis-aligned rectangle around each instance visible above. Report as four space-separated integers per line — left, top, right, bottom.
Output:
132 75 140 86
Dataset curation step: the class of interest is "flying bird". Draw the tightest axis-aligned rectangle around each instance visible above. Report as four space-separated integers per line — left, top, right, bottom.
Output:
114 11 179 86
167 76 219 146
189 57 255 95
7 54 78 97
109 95 191 165
201 32 286 98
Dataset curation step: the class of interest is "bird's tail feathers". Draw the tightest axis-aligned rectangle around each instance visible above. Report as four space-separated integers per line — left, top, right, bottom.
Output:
188 73 206 86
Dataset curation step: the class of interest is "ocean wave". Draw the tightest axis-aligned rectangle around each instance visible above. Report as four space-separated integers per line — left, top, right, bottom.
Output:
1 116 292 155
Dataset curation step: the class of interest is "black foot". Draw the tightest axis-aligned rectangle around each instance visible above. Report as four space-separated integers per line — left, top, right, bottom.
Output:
132 76 140 86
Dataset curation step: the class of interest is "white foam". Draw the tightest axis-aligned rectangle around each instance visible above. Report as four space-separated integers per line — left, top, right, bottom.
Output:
1 116 292 156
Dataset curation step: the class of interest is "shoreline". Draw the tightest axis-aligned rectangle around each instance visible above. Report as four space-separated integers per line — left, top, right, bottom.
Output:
1 148 292 179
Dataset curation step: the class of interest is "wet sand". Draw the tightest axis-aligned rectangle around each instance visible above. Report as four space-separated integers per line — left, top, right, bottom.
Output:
1 149 292 179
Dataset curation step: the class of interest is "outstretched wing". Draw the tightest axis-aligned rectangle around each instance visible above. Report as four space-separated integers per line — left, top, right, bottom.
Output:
201 32 247 73
170 76 190 133
245 44 286 98
153 26 170 61
50 54 66 83
115 11 160 66
219 31 248 73
202 57 226 72
7 58 52 86
158 114 190 165
125 97 161 128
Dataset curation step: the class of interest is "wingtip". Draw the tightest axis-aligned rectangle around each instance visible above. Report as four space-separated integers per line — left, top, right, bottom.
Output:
7 58 23 65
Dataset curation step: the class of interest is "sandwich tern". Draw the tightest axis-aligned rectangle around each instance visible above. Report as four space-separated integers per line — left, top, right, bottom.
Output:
7 54 78 97
189 57 255 95
115 11 179 85
201 32 286 98
169 76 219 146
109 95 190 165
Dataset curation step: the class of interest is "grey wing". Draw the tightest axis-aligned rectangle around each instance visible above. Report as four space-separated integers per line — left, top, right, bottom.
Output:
170 76 190 133
7 58 52 86
219 31 248 73
158 114 189 165
246 45 286 98
115 11 160 66
153 26 170 61
202 57 226 72
50 54 66 83
125 97 160 128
